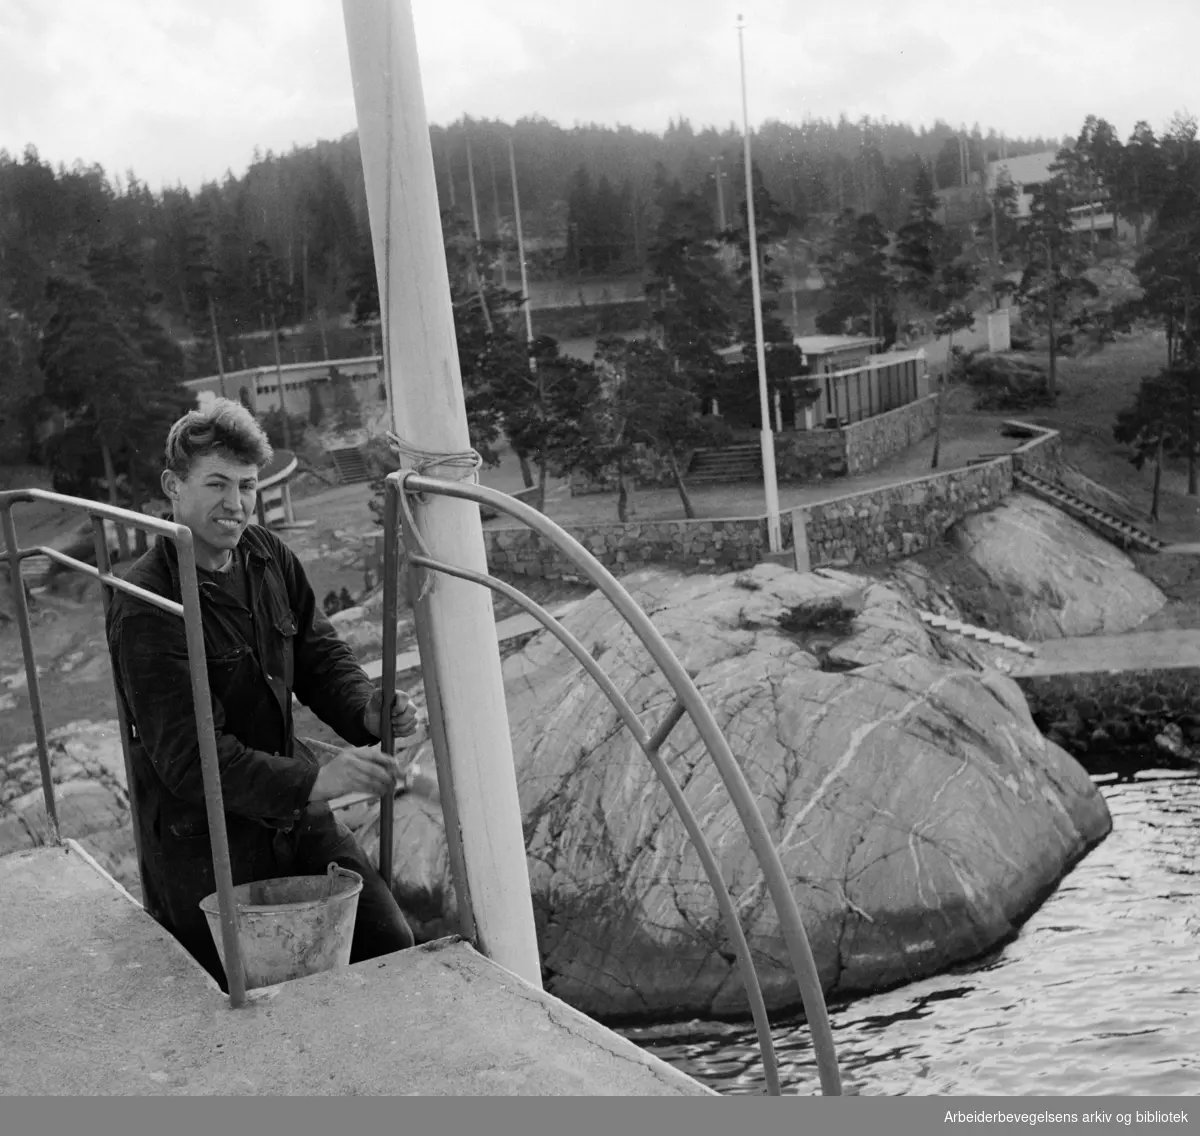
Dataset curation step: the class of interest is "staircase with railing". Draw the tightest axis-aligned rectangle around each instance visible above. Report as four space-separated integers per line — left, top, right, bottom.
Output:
1013 470 1167 553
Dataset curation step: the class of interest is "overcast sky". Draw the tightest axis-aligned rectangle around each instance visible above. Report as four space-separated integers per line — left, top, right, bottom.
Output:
1 0 1193 191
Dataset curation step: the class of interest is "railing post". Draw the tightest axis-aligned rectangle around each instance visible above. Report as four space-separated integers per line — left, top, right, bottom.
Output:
377 480 399 885
1 505 58 843
89 517 149 900
175 533 247 1009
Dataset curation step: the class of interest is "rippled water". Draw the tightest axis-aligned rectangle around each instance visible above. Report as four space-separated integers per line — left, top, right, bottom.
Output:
624 771 1200 1096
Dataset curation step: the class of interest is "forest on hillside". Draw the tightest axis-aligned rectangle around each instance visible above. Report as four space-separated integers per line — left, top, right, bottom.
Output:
3 108 1197 520
2 114 1061 357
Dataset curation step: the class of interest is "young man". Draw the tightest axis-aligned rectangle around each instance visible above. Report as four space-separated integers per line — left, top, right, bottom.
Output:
106 398 417 989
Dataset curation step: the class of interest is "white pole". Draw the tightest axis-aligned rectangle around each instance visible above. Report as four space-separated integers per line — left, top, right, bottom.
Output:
341 0 542 987
466 132 482 242
509 136 535 348
737 14 782 553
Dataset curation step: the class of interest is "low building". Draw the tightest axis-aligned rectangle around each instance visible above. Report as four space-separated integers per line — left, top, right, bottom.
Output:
183 356 385 417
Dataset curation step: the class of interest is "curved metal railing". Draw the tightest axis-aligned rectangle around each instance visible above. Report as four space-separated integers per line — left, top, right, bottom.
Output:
378 470 843 1097
0 489 249 1009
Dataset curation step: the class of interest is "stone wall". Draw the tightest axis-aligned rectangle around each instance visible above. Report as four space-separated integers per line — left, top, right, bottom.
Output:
489 422 1064 581
484 513 793 580
843 394 939 476
1015 667 1200 763
1008 421 1063 479
795 459 1013 569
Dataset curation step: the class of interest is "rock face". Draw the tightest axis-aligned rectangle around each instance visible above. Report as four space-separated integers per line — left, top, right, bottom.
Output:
375 563 1112 1021
951 494 1166 640
0 720 138 893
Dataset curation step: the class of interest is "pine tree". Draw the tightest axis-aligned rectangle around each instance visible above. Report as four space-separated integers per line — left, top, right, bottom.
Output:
1018 176 1098 397
892 164 944 308
817 209 896 343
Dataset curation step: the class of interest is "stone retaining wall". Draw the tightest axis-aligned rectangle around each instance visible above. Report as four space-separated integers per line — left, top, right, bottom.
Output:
1015 668 1200 761
572 392 944 494
843 394 940 475
1009 423 1063 479
488 423 1063 580
484 514 794 580
794 459 1014 569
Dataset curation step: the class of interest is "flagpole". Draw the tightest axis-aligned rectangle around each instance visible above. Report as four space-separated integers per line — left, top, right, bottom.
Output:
509 136 535 349
341 0 542 988
738 14 782 553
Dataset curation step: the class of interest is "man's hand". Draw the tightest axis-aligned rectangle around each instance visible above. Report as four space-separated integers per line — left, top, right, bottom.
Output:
309 747 399 802
363 686 420 742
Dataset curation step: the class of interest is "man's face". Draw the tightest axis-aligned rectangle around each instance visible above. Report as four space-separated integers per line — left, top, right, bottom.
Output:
162 451 259 569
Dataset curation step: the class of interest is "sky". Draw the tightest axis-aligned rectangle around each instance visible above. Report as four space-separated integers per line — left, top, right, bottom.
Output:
1 0 1194 191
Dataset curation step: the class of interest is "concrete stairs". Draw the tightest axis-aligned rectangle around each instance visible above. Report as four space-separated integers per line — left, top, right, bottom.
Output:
686 443 763 484
1013 471 1167 553
918 610 1037 657
330 446 371 485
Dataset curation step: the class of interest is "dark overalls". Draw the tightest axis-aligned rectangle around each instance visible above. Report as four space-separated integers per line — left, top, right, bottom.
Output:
106 524 412 989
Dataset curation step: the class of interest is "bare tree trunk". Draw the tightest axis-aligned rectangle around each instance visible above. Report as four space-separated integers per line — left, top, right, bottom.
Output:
930 331 951 470
1046 243 1057 400
616 469 635 523
100 437 130 561
667 451 696 519
1187 290 1196 496
208 296 227 398
270 309 292 452
535 459 548 514
516 450 535 488
127 459 148 555
1152 426 1165 522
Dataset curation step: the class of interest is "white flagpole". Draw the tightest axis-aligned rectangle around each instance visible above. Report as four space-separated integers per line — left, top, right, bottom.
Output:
341 0 542 987
738 14 782 553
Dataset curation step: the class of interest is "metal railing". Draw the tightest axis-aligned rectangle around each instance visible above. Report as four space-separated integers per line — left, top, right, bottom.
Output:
2 478 845 1094
380 471 844 1097
0 489 249 1009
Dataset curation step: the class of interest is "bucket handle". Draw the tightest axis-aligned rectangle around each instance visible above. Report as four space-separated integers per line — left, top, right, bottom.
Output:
326 861 357 898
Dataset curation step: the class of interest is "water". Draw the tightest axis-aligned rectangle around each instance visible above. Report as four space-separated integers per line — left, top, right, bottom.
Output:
624 770 1200 1096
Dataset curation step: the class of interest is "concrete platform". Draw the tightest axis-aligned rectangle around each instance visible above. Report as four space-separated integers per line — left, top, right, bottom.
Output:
0 842 710 1096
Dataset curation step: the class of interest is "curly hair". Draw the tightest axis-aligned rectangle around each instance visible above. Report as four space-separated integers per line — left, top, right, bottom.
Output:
164 398 274 477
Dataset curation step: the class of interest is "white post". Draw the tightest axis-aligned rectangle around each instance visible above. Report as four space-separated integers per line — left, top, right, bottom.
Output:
509 137 535 348
466 133 482 242
342 0 542 987
738 15 781 552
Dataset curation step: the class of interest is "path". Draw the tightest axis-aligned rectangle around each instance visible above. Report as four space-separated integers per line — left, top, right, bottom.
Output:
1014 629 1200 678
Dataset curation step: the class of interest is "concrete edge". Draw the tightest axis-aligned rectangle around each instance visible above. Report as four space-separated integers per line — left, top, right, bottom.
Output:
468 952 720 1096
61 838 225 996
63 838 144 908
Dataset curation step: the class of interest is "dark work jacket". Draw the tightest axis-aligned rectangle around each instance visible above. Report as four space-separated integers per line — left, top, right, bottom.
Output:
105 524 378 921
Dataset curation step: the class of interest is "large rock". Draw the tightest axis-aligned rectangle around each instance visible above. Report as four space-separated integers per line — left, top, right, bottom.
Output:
951 494 1166 640
372 564 1111 1021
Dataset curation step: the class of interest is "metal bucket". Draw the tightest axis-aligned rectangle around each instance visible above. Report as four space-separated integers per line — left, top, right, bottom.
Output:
200 862 364 991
